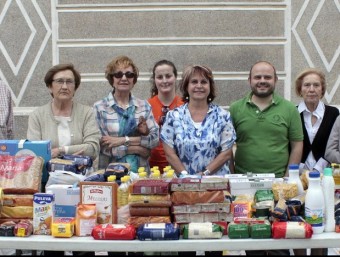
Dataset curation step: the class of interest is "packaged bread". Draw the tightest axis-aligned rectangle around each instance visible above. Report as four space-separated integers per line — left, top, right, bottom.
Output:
14 219 33 237
1 206 33 219
127 216 171 228
129 206 170 216
3 194 33 207
0 155 43 194
171 191 225 205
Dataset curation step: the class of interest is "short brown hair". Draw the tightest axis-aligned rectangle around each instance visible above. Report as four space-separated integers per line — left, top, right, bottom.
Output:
105 55 139 86
44 63 81 90
179 65 216 103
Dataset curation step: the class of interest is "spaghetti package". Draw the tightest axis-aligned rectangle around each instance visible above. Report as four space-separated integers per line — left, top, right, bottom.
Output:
137 223 180 241
272 221 313 239
92 224 136 240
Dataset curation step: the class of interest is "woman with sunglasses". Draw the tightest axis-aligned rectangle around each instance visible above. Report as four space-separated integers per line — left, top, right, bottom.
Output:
93 55 159 175
148 60 184 173
161 64 236 177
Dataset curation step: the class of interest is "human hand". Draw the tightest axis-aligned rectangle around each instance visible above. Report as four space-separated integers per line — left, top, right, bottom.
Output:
137 116 149 136
101 135 123 148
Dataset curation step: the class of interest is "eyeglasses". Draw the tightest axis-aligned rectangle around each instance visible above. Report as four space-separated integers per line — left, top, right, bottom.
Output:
52 79 75 86
112 71 135 79
159 106 170 126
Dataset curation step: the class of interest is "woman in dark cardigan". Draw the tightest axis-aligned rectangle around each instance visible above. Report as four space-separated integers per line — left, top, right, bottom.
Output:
295 68 339 256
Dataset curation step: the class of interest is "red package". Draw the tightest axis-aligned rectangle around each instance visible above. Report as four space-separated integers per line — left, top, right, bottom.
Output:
14 219 33 237
272 221 313 239
92 224 136 240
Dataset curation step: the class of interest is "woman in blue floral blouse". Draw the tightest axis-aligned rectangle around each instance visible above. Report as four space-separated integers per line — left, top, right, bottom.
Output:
160 64 236 177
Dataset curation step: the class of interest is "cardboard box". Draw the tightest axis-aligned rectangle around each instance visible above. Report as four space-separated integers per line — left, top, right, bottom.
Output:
45 185 80 218
0 139 51 183
228 178 274 196
79 182 118 224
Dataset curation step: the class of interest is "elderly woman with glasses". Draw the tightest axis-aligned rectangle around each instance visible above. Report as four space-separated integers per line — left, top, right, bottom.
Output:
27 63 101 192
93 55 159 174
161 64 236 177
147 59 184 173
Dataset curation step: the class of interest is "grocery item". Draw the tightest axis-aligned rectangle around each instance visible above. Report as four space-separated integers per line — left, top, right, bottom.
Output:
322 167 335 232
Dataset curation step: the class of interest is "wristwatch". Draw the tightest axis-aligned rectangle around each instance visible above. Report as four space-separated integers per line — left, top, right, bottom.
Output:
124 136 130 147
203 169 211 176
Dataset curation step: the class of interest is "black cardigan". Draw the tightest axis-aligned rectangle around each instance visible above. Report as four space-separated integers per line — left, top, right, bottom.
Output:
301 105 339 163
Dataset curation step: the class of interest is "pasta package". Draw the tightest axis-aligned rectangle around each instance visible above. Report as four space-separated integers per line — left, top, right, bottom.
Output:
272 182 298 201
92 224 136 240
137 223 180 241
272 221 313 239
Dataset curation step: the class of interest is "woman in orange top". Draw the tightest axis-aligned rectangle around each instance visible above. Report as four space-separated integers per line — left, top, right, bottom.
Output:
148 60 184 173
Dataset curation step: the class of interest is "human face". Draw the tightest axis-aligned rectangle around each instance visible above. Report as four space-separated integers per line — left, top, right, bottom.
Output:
154 64 176 95
112 66 135 93
301 73 323 106
249 62 276 98
188 72 210 102
50 70 76 100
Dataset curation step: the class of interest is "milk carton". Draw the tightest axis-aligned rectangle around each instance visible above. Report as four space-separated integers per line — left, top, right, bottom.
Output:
33 193 54 235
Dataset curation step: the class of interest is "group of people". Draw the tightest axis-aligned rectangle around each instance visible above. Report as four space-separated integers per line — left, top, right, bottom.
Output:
2 56 340 256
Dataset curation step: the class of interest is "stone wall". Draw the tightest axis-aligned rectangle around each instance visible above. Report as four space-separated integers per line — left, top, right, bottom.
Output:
0 0 339 138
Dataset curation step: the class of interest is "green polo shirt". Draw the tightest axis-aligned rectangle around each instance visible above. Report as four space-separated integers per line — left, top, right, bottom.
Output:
229 92 303 178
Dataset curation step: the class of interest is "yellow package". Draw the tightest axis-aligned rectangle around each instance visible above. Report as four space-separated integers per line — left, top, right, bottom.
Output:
51 217 75 238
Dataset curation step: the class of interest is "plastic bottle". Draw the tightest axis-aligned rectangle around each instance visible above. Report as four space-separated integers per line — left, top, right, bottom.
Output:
139 172 148 180
287 164 304 195
117 176 129 208
150 170 161 179
107 175 116 182
305 171 325 234
322 167 335 232
138 167 146 174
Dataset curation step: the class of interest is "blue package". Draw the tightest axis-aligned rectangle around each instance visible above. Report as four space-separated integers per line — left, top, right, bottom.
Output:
137 223 180 241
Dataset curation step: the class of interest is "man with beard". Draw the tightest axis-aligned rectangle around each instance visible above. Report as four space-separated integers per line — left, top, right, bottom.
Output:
230 61 303 179
229 61 303 255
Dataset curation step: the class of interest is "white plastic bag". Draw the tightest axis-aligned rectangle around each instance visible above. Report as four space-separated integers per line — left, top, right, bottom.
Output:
46 170 86 187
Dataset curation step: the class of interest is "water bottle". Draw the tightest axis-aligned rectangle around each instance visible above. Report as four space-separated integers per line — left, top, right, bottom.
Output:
322 167 335 232
305 171 325 234
287 164 304 195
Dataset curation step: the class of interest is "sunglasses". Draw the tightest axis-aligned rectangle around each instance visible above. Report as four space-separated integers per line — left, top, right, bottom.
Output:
159 106 170 126
112 71 135 79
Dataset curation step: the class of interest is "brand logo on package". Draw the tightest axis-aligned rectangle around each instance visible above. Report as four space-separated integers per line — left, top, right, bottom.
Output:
0 144 7 152
250 183 265 188
90 189 103 194
0 155 34 178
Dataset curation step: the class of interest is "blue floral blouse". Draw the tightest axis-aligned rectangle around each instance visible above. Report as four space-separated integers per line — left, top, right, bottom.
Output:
160 103 236 175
